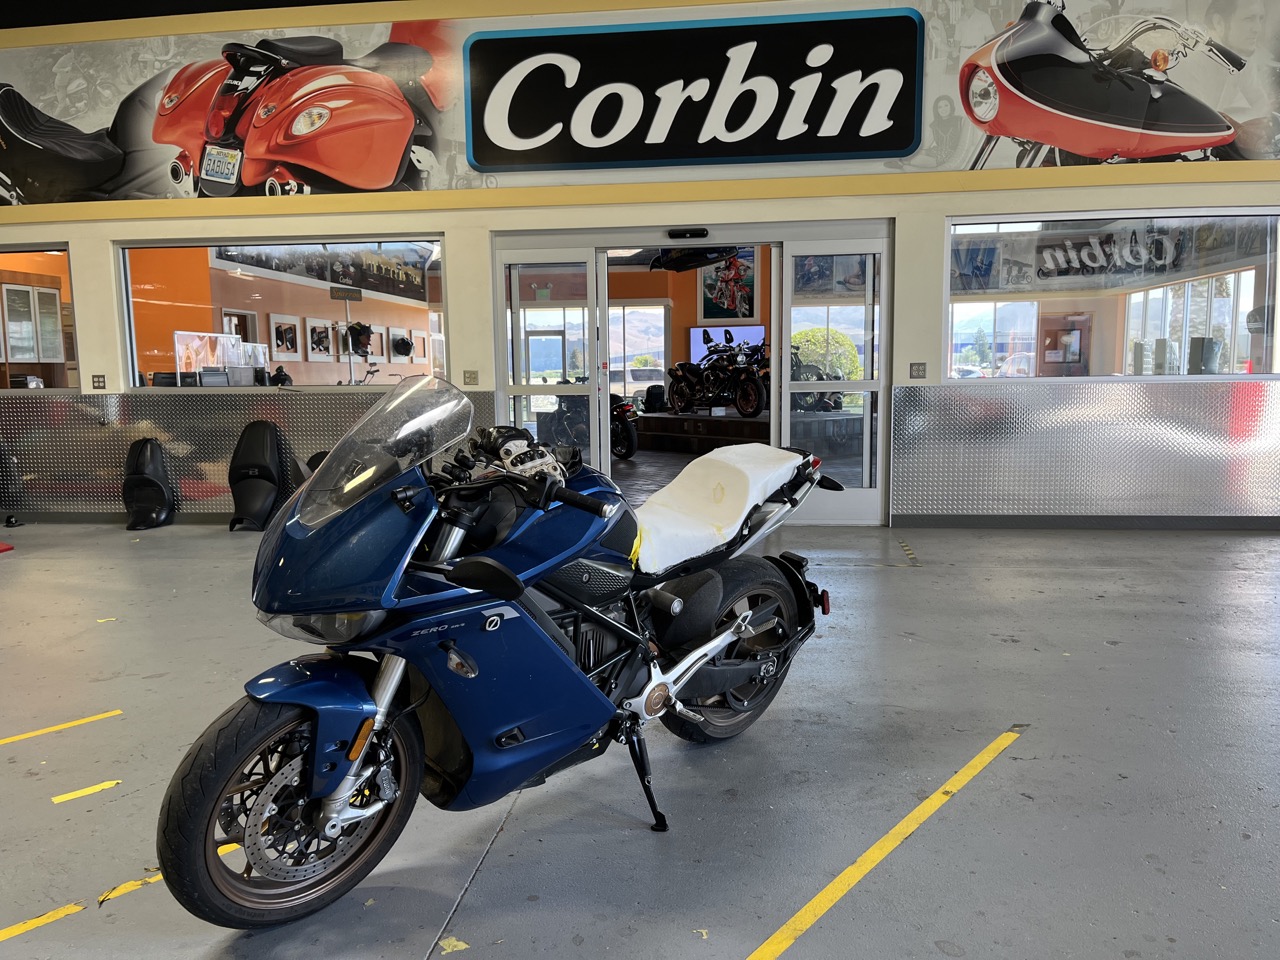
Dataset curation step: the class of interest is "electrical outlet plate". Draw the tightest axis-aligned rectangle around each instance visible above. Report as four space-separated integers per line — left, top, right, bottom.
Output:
463 370 479 385
909 362 926 379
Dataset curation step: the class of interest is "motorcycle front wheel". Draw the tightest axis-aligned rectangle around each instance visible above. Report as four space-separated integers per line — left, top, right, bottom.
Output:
157 698 424 928
661 557 798 743
611 417 638 459
668 380 693 414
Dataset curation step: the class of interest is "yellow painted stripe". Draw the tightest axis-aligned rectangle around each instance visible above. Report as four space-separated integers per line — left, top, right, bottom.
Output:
0 710 123 746
0 904 84 943
50 780 122 804
747 726 1025 960
97 874 164 906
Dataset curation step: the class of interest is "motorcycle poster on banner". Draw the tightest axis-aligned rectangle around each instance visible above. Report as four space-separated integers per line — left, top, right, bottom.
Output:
1 0 1279 207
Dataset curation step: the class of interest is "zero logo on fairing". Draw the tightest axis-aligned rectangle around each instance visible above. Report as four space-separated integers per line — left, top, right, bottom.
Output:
464 8 923 172
483 606 520 631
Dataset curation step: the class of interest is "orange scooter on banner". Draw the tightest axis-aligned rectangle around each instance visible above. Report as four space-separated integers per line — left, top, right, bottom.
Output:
154 35 443 197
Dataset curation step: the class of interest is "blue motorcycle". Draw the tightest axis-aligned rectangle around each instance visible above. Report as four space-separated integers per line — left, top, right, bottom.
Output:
157 375 835 927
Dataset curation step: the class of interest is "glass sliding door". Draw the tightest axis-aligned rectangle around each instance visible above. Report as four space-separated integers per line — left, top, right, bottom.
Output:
782 241 888 524
496 251 606 469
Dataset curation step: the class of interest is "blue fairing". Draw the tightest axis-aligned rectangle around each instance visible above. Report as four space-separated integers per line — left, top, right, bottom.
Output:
253 466 438 614
245 655 377 796
248 457 632 808
361 599 617 809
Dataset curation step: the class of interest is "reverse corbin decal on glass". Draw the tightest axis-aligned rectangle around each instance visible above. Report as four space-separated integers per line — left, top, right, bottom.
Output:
0 1 1277 205
463 10 924 171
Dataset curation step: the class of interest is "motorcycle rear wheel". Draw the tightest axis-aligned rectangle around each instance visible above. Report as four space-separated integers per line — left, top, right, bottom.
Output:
661 557 798 743
157 697 423 928
611 417 638 459
734 378 764 418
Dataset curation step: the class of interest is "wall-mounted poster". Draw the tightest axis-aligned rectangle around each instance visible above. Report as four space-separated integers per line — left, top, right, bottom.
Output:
270 314 302 361
698 247 755 323
306 319 334 362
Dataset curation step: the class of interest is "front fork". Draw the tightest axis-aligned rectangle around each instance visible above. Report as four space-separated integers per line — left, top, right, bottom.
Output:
317 655 408 837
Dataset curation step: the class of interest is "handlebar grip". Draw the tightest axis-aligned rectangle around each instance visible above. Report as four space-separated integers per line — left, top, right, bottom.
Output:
553 485 616 518
1208 39 1247 71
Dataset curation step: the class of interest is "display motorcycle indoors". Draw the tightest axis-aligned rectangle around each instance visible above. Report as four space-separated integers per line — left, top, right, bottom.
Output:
154 36 441 196
962 0 1252 169
668 329 767 418
157 376 836 928
543 379 640 460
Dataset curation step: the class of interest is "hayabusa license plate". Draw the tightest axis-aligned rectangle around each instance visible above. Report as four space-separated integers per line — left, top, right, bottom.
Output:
201 145 242 185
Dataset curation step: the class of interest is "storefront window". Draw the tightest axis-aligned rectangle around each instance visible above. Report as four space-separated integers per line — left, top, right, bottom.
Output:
948 216 1278 378
124 240 443 387
1 249 77 389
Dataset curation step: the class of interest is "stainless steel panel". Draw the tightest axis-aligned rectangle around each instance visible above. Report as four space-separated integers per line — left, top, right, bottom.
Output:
891 381 1280 520
0 389 496 518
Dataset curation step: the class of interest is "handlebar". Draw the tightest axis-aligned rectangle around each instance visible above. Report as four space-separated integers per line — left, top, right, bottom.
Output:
1206 38 1247 72
551 483 617 518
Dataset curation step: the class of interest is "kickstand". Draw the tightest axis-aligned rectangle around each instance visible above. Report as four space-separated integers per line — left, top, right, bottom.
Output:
624 724 669 832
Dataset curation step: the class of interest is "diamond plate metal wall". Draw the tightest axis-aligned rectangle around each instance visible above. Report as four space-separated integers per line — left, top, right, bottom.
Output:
890 381 1280 522
0 388 497 519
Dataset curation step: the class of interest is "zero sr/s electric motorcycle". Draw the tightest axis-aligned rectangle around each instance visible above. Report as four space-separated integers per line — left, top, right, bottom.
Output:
156 375 837 927
961 0 1251 169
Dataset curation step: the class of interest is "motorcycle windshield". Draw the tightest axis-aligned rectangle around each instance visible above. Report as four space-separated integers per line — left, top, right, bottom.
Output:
297 376 473 529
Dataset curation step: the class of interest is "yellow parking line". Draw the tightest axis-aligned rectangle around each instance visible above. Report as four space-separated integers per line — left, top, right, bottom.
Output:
3 844 243 941
0 904 85 943
747 726 1026 960
0 709 123 746
51 780 122 804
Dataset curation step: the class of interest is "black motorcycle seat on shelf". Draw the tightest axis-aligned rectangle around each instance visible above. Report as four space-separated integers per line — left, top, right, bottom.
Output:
228 420 284 532
0 84 124 191
347 43 434 89
256 36 345 66
122 437 175 531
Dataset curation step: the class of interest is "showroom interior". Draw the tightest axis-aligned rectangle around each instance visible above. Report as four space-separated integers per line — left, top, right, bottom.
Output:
1 0 1278 958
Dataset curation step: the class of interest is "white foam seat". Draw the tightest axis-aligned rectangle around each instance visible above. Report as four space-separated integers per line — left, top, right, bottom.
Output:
634 443 803 575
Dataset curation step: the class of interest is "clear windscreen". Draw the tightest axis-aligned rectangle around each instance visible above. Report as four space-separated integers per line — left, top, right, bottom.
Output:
297 376 473 528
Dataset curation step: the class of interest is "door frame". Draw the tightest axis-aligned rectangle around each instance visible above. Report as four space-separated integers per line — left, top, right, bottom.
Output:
781 238 891 525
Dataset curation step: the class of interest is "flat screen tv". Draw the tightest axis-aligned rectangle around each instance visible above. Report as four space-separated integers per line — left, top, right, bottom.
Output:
690 325 765 363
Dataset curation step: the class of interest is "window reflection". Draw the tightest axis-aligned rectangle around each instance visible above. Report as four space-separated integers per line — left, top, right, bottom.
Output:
949 216 1277 378
125 241 444 387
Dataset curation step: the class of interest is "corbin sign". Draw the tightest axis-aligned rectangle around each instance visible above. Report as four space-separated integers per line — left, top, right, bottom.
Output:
463 9 922 172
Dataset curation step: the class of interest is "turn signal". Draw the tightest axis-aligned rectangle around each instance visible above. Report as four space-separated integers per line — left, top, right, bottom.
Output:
347 717 374 761
1150 49 1171 72
291 106 331 136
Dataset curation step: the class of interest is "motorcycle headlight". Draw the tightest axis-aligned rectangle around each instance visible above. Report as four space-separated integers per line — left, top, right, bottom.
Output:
258 608 385 645
291 106 331 136
967 68 999 123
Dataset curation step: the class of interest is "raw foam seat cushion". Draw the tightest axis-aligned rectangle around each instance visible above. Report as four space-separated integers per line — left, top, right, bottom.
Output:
634 443 801 575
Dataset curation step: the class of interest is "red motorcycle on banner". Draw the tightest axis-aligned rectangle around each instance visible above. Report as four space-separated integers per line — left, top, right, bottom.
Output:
960 0 1255 169
155 36 443 197
0 29 452 204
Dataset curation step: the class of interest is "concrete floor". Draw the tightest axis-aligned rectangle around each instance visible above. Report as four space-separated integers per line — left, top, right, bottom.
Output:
1 520 1278 960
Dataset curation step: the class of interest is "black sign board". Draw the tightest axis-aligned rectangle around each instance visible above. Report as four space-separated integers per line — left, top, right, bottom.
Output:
330 287 363 302
464 8 922 172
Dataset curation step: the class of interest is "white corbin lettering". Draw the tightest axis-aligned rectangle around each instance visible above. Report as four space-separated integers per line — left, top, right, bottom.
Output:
482 41 904 152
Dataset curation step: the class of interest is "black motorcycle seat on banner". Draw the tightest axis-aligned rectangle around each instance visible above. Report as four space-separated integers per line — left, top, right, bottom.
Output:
122 437 175 531
228 420 284 532
0 84 124 193
347 43 434 89
256 36 345 66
